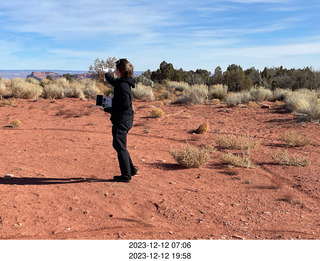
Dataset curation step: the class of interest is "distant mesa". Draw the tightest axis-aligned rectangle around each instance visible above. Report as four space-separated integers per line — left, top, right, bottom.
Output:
26 71 93 81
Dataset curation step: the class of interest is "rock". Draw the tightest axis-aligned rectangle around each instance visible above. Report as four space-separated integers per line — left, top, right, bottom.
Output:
195 121 209 134
4 174 14 179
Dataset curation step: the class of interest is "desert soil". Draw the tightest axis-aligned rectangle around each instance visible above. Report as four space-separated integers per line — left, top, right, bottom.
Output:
0 98 319 240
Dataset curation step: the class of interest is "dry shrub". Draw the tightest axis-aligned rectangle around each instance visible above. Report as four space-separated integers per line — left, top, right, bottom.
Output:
271 150 310 167
11 78 43 99
82 79 99 98
215 133 260 150
220 152 255 168
170 145 211 168
273 88 290 101
282 131 313 147
64 82 85 99
0 99 15 106
167 81 190 92
151 108 164 118
209 84 228 100
247 101 260 109
250 86 273 102
225 92 251 107
173 84 208 105
9 119 22 128
43 84 64 99
132 83 154 101
26 77 40 85
195 121 209 134
284 89 320 122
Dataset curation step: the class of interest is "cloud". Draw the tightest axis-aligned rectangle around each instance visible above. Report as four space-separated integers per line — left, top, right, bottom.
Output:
0 0 319 70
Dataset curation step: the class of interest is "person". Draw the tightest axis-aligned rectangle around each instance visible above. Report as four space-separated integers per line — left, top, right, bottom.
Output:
104 58 138 183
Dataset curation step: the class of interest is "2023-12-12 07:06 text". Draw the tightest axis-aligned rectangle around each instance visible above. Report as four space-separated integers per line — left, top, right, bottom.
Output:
129 241 192 250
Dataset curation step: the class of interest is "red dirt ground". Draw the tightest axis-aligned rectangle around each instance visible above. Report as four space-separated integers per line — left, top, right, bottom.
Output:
0 98 319 240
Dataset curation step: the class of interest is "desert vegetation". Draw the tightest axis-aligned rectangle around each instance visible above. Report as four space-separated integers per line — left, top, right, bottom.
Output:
1 59 320 240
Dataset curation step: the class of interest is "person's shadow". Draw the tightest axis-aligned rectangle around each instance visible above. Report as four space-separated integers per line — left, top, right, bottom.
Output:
0 176 115 185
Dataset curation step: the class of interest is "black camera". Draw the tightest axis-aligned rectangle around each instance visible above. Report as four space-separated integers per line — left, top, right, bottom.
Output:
96 95 112 108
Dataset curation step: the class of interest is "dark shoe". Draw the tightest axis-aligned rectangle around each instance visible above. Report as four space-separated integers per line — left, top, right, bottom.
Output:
113 175 131 183
131 167 139 176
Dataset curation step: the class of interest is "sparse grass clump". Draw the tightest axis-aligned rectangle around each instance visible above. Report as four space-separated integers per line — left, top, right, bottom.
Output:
132 83 154 101
151 108 164 118
271 150 310 167
170 145 211 168
282 131 313 147
220 152 255 168
215 133 260 150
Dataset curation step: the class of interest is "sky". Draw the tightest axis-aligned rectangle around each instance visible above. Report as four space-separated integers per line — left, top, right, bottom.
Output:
0 0 320 72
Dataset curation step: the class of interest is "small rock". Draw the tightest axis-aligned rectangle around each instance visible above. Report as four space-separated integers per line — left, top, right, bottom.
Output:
4 174 14 179
169 181 176 185
169 231 174 235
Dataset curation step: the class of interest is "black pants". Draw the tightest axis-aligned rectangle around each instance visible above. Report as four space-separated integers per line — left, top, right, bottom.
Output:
112 118 134 178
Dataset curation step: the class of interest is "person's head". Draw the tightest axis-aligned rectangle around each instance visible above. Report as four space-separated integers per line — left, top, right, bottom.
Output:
115 58 133 78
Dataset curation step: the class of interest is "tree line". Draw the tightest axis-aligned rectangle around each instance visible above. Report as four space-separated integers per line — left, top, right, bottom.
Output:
89 58 320 92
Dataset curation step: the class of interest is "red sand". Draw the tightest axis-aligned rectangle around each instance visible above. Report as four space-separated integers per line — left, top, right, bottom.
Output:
0 98 319 239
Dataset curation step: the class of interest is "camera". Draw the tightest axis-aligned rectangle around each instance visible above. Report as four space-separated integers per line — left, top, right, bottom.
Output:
96 95 112 108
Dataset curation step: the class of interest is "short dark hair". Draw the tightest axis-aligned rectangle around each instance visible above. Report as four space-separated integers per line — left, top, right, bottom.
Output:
116 58 133 78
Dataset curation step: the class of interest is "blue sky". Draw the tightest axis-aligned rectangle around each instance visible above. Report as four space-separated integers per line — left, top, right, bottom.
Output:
0 0 320 72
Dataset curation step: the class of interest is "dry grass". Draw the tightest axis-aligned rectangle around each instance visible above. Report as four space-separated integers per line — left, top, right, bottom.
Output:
170 145 211 168
250 86 273 102
173 84 208 105
271 150 310 167
43 84 65 99
11 78 43 99
151 108 164 118
9 119 22 128
132 83 154 101
282 131 313 147
220 152 255 168
209 84 228 100
215 133 260 150
284 89 320 122
225 92 251 107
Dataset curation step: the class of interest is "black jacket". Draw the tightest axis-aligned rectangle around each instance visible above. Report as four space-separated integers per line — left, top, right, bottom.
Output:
104 73 135 124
